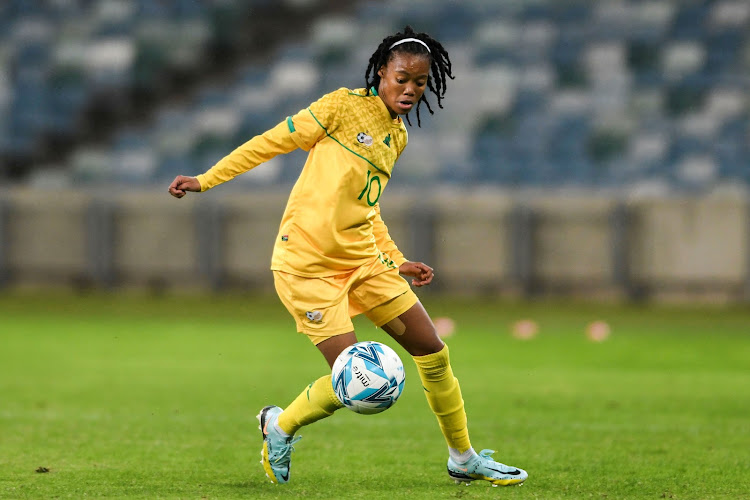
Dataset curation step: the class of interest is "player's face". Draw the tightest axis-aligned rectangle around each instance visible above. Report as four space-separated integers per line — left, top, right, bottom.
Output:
377 53 430 119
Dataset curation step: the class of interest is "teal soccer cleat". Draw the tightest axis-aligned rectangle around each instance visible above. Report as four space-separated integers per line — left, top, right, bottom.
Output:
447 449 528 486
257 405 301 484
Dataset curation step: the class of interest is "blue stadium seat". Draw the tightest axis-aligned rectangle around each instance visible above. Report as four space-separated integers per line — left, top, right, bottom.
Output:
7 0 743 189
704 30 745 74
670 3 711 41
434 3 477 42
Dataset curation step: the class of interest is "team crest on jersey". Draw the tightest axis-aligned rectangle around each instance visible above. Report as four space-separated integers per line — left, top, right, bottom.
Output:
356 132 373 147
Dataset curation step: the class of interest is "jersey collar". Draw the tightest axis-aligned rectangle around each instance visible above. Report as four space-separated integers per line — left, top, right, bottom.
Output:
371 86 403 125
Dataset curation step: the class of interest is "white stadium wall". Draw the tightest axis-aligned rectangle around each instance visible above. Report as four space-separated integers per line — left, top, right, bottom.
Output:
0 188 748 303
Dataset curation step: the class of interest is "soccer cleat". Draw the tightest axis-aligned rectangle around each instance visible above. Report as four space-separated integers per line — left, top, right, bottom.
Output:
256 405 301 484
447 449 528 487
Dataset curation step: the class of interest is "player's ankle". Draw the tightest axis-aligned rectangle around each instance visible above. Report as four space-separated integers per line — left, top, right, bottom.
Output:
449 447 476 465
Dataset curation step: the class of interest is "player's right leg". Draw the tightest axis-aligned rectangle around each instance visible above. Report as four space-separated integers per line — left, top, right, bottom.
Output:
257 405 300 484
258 272 354 484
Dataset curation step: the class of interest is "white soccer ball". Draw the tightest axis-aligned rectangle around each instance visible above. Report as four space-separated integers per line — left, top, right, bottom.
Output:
331 341 406 415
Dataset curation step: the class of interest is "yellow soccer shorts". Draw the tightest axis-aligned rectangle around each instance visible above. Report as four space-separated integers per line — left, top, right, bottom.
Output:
273 257 418 345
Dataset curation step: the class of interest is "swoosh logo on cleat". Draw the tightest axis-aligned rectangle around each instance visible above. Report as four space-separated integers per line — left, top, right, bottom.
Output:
447 468 473 480
280 471 289 482
488 467 522 476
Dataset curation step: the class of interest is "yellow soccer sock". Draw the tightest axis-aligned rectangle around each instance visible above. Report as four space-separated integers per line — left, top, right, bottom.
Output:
276 374 345 436
413 344 472 453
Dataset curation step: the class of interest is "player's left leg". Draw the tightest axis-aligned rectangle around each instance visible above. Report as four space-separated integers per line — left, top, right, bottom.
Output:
373 299 528 486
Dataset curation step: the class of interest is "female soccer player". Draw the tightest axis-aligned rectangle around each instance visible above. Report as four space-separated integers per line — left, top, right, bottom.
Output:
168 26 527 487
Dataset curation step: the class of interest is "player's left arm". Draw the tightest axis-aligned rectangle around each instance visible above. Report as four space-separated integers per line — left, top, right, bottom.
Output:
372 203 433 287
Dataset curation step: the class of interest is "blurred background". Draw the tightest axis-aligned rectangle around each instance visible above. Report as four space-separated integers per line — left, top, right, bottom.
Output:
0 0 748 303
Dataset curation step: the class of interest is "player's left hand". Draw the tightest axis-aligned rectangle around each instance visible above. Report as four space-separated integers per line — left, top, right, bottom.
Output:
399 261 434 287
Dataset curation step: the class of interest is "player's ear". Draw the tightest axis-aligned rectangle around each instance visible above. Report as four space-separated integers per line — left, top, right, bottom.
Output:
377 65 386 78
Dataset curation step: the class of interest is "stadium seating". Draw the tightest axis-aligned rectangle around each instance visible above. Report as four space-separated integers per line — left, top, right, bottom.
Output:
2 0 748 188
0 0 246 169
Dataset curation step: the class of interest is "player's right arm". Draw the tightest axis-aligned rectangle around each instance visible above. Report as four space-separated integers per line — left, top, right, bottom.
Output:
168 120 297 199
167 90 342 198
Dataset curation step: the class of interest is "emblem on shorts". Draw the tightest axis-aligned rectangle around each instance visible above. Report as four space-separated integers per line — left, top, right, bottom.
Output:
306 310 323 323
356 132 373 147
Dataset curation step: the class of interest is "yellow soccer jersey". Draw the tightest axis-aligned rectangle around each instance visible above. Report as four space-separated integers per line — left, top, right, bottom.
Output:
196 87 410 277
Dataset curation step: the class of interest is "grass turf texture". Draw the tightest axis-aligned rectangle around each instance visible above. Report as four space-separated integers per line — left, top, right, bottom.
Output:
1 293 749 499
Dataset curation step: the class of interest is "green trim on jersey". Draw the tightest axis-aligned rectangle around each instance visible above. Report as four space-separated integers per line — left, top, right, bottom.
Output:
286 116 296 133
307 108 390 176
349 87 379 97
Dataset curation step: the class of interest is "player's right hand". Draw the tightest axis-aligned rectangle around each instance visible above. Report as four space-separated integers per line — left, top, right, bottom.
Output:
168 175 201 198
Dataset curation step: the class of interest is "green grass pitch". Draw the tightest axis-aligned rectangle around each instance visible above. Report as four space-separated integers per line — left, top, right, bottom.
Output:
1 293 749 499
